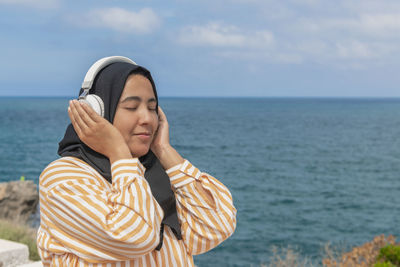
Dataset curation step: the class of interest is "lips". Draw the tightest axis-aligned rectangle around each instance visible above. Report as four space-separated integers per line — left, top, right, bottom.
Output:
133 131 152 141
134 132 151 136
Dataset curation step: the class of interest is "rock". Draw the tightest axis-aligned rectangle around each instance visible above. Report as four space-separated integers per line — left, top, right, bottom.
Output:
0 239 29 266
0 181 39 223
17 261 43 267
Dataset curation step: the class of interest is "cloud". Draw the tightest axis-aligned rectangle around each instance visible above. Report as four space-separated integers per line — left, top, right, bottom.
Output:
342 0 400 13
217 49 304 64
178 22 274 48
296 13 400 39
286 38 388 68
290 0 321 6
354 13 400 37
287 12 400 68
81 7 161 34
173 1 400 68
335 40 374 59
177 22 308 64
0 0 59 9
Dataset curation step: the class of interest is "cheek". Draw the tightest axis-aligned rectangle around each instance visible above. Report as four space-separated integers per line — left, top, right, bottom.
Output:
114 114 137 137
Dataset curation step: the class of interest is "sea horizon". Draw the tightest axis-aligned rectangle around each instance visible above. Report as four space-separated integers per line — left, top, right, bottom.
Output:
2 95 400 99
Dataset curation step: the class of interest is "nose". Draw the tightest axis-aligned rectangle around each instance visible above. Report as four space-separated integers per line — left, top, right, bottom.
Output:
137 106 153 125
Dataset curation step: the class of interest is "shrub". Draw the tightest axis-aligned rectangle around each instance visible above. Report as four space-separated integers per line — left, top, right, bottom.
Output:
0 219 40 261
322 235 396 267
374 262 396 267
260 235 400 267
375 244 400 267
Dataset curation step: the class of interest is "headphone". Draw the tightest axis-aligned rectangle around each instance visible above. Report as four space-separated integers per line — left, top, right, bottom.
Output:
78 56 137 117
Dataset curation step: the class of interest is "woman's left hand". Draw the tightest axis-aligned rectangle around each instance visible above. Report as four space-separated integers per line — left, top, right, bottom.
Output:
151 106 170 155
151 106 184 169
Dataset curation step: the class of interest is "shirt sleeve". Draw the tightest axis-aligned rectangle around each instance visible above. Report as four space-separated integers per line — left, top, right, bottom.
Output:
38 158 164 263
166 160 237 255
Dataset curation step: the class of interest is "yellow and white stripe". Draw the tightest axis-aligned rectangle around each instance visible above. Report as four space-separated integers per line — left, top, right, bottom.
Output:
37 157 236 266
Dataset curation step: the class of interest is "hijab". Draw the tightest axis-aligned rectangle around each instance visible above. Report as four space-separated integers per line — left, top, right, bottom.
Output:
58 62 182 249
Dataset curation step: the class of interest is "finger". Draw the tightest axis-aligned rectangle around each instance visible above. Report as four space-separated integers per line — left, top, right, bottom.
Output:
68 102 83 136
80 101 102 123
74 100 97 127
69 101 85 134
70 100 90 132
157 106 168 123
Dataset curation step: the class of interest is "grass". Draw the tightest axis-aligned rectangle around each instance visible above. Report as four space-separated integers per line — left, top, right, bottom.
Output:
261 246 317 267
260 235 398 267
0 219 40 261
323 235 397 267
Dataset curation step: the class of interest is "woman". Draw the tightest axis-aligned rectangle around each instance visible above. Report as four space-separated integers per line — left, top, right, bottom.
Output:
37 59 236 266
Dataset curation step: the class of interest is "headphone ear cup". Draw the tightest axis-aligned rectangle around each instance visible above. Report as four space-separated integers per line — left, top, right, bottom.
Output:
79 95 105 117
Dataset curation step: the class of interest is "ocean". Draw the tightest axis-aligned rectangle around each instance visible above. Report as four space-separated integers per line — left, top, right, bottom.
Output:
1 97 400 266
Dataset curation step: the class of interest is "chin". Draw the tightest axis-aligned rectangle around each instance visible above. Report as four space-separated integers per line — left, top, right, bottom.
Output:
130 145 151 158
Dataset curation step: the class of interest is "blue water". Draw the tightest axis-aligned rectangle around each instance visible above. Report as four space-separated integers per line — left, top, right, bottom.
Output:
1 97 400 266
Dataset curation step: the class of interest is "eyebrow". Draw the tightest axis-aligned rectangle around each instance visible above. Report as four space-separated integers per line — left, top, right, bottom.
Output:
120 96 157 103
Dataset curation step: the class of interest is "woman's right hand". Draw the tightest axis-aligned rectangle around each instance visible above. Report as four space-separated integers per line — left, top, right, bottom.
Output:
68 100 131 163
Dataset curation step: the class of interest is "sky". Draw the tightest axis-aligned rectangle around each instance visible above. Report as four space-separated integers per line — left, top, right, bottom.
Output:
0 0 400 97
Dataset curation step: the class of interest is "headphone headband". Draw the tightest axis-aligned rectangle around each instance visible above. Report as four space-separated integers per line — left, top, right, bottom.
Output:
81 56 137 90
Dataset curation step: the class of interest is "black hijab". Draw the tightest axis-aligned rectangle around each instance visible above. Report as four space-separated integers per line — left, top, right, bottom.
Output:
58 62 182 249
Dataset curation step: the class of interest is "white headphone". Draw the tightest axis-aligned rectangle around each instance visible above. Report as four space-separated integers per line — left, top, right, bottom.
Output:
78 56 137 117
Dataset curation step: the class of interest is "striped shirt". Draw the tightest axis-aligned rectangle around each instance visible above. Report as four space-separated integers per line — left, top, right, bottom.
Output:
37 156 236 266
